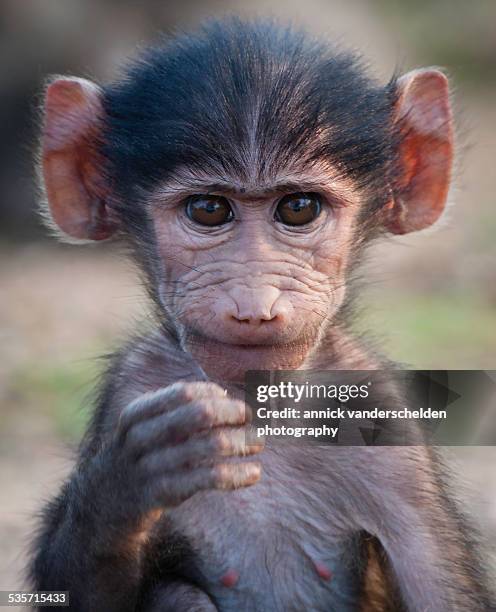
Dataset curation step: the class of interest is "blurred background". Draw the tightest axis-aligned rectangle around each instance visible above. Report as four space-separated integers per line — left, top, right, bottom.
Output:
1 0 495 601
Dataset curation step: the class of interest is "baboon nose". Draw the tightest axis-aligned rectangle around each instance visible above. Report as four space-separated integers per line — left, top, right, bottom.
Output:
231 310 278 325
227 287 287 327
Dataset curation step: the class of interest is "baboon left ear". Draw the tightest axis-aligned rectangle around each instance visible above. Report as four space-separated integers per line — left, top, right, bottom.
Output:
385 69 454 235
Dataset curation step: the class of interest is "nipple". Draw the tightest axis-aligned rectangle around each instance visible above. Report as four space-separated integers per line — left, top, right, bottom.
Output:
220 568 239 588
312 559 333 582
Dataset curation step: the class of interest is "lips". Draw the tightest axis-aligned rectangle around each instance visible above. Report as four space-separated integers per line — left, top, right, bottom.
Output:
185 321 305 347
184 333 313 378
186 331 304 352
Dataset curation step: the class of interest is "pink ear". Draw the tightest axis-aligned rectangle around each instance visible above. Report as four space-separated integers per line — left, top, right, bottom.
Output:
42 77 118 241
385 69 454 235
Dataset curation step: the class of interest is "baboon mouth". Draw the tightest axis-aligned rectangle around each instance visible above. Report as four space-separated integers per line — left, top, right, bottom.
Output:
187 333 309 351
184 333 313 374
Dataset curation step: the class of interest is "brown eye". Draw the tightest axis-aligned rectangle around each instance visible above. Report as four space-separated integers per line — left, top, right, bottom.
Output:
275 193 322 226
185 195 234 227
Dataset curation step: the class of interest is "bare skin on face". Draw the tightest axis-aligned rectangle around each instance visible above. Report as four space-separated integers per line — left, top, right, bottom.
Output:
151 168 357 380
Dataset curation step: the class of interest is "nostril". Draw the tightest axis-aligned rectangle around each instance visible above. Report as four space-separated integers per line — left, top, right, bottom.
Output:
260 313 279 324
230 315 251 324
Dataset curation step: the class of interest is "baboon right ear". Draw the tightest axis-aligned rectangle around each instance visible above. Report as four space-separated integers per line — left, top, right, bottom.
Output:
41 77 118 241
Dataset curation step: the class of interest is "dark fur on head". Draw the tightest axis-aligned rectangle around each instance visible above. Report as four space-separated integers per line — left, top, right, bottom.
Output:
101 18 399 212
